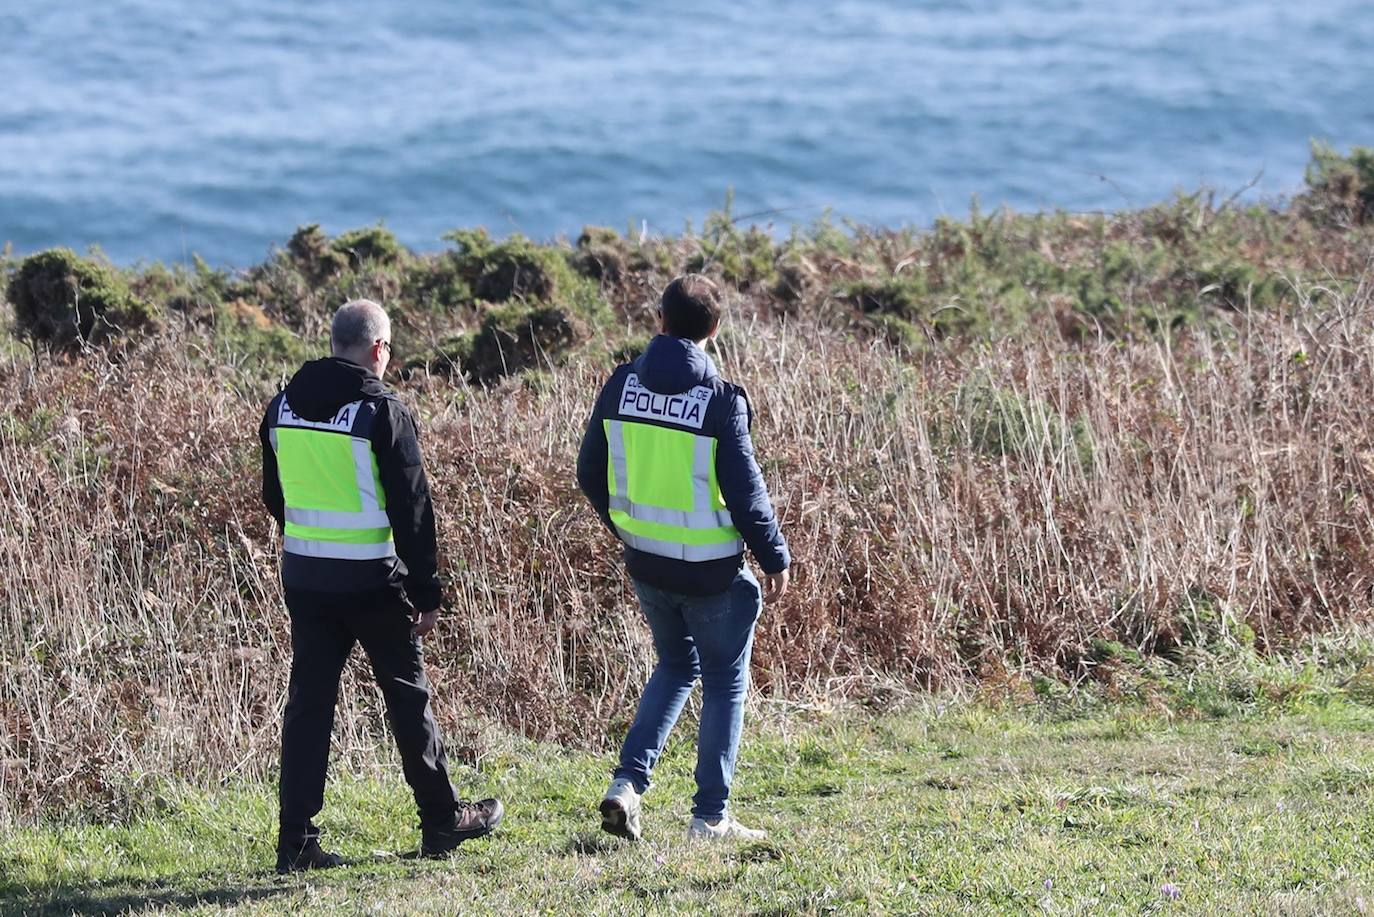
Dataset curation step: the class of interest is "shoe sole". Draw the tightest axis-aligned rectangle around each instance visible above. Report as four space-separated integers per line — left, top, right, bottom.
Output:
599 798 639 841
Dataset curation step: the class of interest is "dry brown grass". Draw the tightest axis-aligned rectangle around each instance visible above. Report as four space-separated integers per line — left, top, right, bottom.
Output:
3 273 1374 822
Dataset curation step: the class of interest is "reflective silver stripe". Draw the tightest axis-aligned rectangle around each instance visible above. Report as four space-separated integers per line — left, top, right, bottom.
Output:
615 529 745 562
351 437 382 512
284 537 396 560
285 507 392 529
607 420 629 497
692 436 715 512
608 495 734 529
269 428 278 452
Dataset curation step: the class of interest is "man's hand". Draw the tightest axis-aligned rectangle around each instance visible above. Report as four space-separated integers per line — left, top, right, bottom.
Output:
763 568 790 603
411 609 439 638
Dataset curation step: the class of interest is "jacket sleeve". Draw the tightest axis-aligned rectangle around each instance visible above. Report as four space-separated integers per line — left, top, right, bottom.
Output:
373 399 443 613
714 390 790 575
576 381 616 534
259 404 284 530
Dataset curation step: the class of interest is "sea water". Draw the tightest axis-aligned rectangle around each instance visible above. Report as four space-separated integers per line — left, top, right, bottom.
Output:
2 0 1371 265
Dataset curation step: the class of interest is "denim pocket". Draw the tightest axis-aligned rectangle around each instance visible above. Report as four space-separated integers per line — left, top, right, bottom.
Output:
730 570 763 624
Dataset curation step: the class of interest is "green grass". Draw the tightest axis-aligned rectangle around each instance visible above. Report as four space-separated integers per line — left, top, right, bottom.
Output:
3 697 1373 915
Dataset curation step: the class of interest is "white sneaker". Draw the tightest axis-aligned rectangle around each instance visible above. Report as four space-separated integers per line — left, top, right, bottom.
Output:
686 814 767 841
599 777 642 841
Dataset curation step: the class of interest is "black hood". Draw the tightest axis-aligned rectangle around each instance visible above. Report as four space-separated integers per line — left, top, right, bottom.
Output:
632 335 719 395
283 357 387 421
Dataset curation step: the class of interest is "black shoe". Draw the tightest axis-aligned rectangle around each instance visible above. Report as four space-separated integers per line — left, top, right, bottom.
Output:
421 798 504 857
275 833 345 874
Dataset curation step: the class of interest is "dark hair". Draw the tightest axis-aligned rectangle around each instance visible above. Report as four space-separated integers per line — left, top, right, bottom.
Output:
659 274 722 341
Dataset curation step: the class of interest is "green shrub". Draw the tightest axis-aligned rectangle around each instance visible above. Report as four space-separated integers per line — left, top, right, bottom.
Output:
685 194 779 288
8 248 157 347
279 223 407 283
332 224 407 268
1302 141 1374 226
210 301 311 382
401 254 474 314
472 302 591 382
402 228 596 316
129 261 216 316
445 229 562 303
284 224 350 282
571 226 631 283
1190 257 1286 311
845 273 928 320
233 225 411 331
609 332 652 365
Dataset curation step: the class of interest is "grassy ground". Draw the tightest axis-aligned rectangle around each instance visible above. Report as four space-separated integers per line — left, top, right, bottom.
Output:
3 691 1372 915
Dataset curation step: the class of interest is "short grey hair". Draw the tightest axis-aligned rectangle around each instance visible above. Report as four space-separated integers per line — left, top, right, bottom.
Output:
331 299 390 355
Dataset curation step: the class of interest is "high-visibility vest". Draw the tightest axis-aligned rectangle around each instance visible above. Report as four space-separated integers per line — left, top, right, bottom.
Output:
268 396 396 561
605 373 745 562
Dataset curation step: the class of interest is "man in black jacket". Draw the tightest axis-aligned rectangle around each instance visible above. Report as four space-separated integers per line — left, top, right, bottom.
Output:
260 299 501 871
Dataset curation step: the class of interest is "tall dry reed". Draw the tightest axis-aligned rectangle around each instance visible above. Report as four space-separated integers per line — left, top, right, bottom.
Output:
2 279 1373 821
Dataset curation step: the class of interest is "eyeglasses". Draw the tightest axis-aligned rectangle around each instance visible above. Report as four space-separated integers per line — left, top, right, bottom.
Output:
377 339 392 354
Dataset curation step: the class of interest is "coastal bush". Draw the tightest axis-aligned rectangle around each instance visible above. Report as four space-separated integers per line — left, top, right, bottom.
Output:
1190 257 1286 311
228 224 411 332
685 196 779 288
400 251 474 314
445 228 562 303
7 248 157 348
846 272 928 320
770 250 824 305
128 260 220 318
1302 141 1374 226
463 302 592 383
210 299 312 381
401 230 614 381
399 228 593 319
283 223 350 282
332 224 406 269
571 226 631 284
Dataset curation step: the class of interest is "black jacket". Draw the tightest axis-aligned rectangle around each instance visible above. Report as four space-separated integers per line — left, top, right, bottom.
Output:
259 357 443 612
577 335 789 596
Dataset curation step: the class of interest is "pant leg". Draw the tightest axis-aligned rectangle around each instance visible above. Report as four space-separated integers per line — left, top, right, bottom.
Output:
613 579 702 794
682 567 763 820
280 589 356 840
350 589 459 831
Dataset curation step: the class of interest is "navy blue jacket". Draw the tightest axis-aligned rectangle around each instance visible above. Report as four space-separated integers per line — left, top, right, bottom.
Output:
577 335 790 595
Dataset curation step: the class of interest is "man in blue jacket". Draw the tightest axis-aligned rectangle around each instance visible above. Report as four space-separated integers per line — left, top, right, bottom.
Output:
577 274 790 841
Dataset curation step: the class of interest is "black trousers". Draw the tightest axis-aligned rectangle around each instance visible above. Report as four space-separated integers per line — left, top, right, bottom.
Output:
279 587 458 840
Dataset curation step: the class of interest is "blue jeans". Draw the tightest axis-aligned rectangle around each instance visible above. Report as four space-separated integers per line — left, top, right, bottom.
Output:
614 567 763 820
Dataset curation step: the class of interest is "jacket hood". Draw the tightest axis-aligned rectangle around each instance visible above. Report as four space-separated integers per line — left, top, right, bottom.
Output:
283 357 387 421
632 335 719 395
